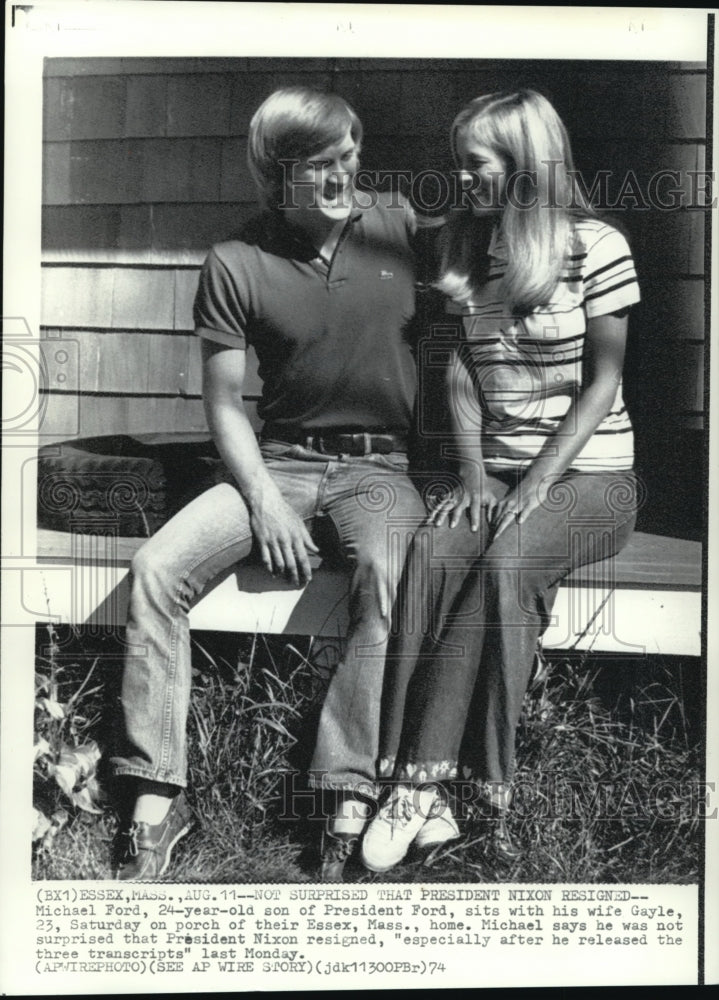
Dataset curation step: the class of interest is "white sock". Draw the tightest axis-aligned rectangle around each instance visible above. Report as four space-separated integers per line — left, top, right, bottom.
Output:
133 793 174 825
332 797 371 835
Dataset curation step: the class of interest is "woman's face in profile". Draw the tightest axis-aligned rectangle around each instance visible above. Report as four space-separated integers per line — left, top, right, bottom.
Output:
456 133 509 215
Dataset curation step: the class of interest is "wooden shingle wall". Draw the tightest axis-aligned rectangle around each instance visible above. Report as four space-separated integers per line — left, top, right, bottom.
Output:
41 58 708 537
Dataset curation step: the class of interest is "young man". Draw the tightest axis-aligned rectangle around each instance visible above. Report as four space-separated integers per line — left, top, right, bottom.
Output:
111 88 427 881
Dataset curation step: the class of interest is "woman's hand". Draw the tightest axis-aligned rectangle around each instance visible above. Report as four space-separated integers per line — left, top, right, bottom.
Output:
490 477 549 538
429 463 501 531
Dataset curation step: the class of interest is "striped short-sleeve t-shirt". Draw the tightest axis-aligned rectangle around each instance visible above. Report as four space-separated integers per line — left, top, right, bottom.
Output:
447 218 640 473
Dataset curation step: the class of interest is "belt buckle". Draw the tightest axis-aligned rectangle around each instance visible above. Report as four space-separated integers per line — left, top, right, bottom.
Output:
340 433 363 456
332 433 348 455
321 433 349 455
377 435 393 455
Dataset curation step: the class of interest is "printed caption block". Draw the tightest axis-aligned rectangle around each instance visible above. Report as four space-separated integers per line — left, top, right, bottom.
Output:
31 882 699 989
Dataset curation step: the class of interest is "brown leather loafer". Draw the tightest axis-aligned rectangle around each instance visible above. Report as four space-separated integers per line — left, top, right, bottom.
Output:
490 811 520 863
319 828 360 883
115 791 194 881
471 798 520 864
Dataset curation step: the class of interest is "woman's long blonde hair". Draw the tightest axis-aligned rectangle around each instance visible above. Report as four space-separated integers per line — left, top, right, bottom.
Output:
437 89 596 314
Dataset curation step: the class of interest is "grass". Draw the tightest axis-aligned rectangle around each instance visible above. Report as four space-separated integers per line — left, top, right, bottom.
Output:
384 654 703 885
32 627 703 884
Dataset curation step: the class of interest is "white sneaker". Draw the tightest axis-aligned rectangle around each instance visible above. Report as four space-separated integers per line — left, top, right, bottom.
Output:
361 785 438 872
414 808 460 851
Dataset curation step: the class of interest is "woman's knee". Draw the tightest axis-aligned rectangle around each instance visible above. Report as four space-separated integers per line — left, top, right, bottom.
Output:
479 543 552 625
403 521 485 590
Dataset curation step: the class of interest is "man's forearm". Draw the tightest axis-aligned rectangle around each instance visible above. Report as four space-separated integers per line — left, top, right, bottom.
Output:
204 395 280 508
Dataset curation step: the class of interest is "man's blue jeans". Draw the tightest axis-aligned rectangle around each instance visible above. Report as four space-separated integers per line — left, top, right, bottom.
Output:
110 441 427 796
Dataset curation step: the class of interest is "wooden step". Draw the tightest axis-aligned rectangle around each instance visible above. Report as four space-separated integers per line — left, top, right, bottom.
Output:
29 527 702 656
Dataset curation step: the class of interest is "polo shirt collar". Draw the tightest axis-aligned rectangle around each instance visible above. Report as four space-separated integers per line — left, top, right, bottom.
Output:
348 199 365 223
272 202 364 254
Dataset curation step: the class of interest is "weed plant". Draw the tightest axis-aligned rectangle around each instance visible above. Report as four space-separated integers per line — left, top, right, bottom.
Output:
33 624 115 879
32 627 702 883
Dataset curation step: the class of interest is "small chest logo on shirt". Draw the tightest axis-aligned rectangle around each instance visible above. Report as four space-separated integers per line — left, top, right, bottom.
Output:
379 270 394 279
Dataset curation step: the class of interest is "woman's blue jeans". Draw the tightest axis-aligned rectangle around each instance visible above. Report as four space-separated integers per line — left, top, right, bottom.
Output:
110 442 427 796
378 469 638 794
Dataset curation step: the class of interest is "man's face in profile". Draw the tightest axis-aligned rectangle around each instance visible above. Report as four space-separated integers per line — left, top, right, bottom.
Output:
283 126 359 225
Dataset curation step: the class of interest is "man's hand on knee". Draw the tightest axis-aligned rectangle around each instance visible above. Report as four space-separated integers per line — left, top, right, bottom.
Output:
248 484 319 587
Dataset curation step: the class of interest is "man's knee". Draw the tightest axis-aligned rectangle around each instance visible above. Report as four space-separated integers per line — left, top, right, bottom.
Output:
351 553 393 608
129 539 173 595
352 524 411 592
129 542 152 584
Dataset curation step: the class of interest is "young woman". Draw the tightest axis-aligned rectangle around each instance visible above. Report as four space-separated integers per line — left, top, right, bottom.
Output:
361 89 641 872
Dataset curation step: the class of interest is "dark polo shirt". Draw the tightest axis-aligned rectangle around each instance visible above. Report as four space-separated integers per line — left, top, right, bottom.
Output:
193 193 418 437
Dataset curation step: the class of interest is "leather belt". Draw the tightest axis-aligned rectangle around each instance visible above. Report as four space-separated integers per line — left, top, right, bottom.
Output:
261 425 408 456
